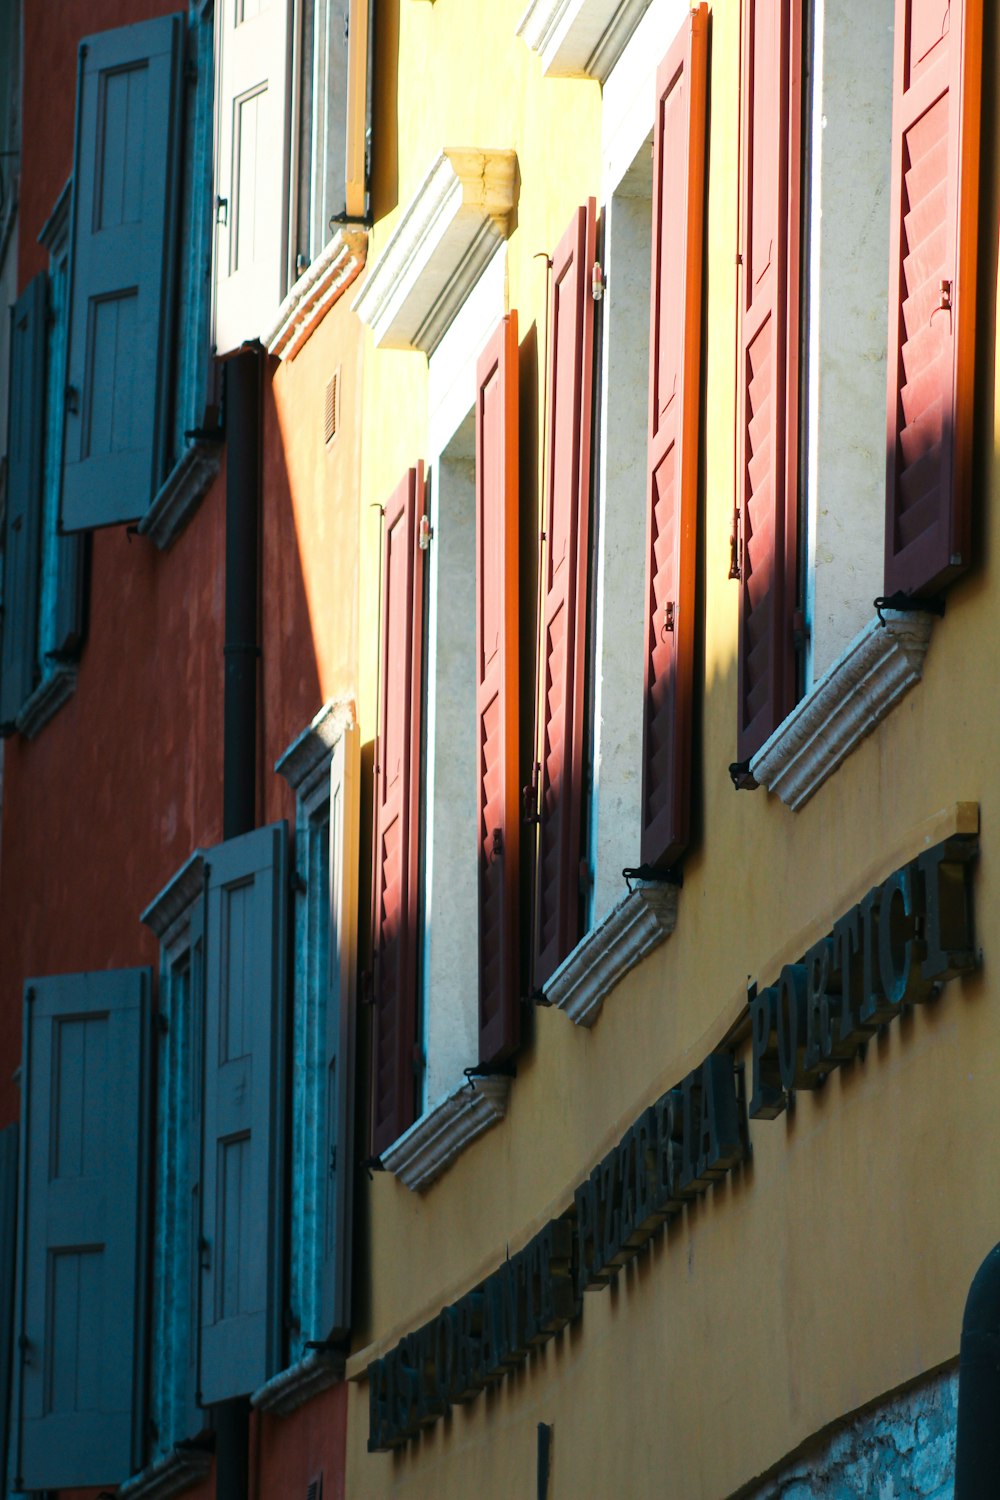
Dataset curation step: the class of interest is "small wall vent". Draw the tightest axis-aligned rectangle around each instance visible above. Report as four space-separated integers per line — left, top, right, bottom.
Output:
324 371 340 445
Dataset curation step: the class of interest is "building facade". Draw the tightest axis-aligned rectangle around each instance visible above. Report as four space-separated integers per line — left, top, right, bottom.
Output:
1 0 999 1497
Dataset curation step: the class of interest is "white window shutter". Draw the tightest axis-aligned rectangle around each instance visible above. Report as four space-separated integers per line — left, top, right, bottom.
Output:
213 0 293 353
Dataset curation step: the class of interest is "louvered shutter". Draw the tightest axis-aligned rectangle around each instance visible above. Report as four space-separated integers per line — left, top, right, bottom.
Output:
476 313 521 1063
61 15 185 532
640 7 708 869
371 467 425 1156
1 275 46 728
884 0 982 597
17 969 152 1490
322 723 360 1339
213 0 292 353
534 201 596 990
200 823 287 1404
0 1124 18 1491
736 0 801 762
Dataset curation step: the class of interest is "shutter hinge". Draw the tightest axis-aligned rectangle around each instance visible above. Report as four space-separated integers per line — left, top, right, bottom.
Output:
418 513 433 551
591 261 605 301
290 869 307 895
622 863 683 892
728 514 741 581
328 1143 337 1177
490 828 503 860
155 1009 169 1036
521 764 540 825
792 609 810 653
199 1235 211 1270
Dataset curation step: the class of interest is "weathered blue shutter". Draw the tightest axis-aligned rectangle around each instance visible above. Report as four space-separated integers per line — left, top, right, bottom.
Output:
1 274 47 729
322 725 360 1340
16 969 152 1490
200 823 288 1403
61 15 185 532
185 889 207 1429
0 1124 18 1490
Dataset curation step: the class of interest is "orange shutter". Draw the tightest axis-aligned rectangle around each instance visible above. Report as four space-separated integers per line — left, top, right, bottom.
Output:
736 0 802 762
476 314 521 1063
534 200 597 991
640 5 708 868
371 467 425 1155
884 0 982 598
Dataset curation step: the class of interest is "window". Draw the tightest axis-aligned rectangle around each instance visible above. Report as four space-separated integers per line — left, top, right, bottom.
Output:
212 0 372 356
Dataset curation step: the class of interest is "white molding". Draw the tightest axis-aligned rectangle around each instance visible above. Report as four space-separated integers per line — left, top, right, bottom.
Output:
352 149 517 354
141 852 206 941
117 1444 213 1500
139 441 221 551
275 696 355 802
749 610 935 811
381 1076 511 1192
544 880 679 1027
264 228 368 361
250 1349 344 1416
516 0 651 81
15 663 77 740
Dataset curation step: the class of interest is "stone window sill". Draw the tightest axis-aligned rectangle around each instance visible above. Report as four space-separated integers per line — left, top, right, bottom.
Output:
138 440 221 551
748 609 935 810
117 1443 212 1500
250 1349 344 1417
516 0 651 81
543 879 679 1027
381 1075 511 1192
264 228 368 361
16 662 77 740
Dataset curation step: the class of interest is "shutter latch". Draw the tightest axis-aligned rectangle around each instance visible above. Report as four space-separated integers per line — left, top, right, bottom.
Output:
661 601 675 637
522 763 540 825
931 279 952 326
490 828 503 861
216 195 229 227
592 261 605 301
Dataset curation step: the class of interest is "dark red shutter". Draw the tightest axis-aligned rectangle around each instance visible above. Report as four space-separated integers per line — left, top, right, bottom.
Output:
884 0 982 598
476 313 520 1063
640 6 708 869
736 0 802 762
371 466 425 1155
534 200 596 990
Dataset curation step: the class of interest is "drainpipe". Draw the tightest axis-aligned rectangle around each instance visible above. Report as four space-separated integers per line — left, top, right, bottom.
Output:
223 348 261 841
954 1241 1000 1497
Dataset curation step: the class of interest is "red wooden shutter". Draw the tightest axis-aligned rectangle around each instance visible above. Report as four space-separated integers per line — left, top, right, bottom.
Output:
534 200 597 990
640 5 708 869
736 0 802 762
371 467 425 1155
476 313 520 1063
884 0 982 598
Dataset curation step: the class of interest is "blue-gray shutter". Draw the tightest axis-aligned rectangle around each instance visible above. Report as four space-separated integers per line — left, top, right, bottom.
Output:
0 1123 18 1491
186 888 206 1428
16 969 152 1490
322 725 360 1340
60 15 185 532
1 274 47 729
200 823 288 1403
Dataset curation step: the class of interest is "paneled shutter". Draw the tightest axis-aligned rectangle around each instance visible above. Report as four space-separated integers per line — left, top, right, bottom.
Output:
736 0 801 762
200 823 287 1404
1 275 46 729
371 467 425 1155
322 722 360 1339
61 15 185 532
0 1124 18 1491
476 313 521 1062
345 0 374 220
534 201 596 990
640 6 708 869
884 0 983 597
17 969 152 1490
213 0 292 354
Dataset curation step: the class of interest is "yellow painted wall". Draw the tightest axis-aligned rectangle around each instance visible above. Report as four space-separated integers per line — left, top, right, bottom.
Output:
346 0 1000 1495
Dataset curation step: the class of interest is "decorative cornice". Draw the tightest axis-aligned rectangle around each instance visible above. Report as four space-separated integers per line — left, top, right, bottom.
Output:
516 0 650 81
275 697 356 797
352 149 517 354
381 1076 511 1192
264 228 368 361
750 610 935 810
16 663 77 740
140 852 206 940
544 881 679 1027
250 1349 344 1416
139 441 221 551
117 1443 213 1500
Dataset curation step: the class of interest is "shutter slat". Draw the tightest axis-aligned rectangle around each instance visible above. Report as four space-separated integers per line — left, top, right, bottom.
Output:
884 0 982 597
61 16 185 531
736 0 801 762
18 969 152 1489
1 274 47 728
371 468 425 1155
200 823 287 1403
533 201 596 990
476 314 520 1063
640 6 708 869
